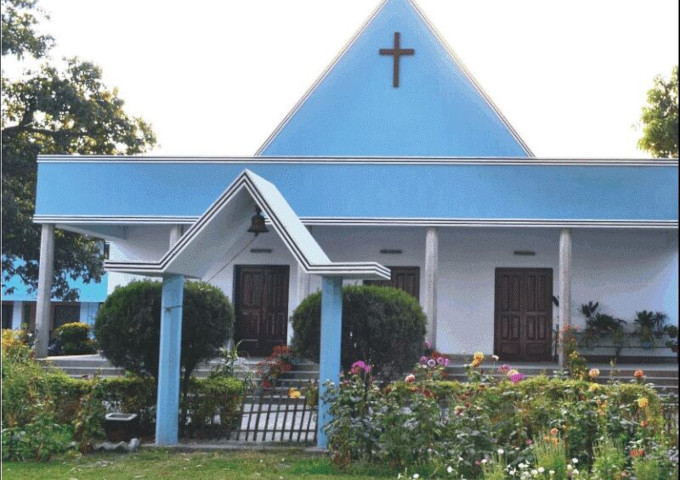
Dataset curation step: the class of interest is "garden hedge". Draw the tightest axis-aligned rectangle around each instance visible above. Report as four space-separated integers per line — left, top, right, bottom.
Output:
54 322 96 355
292 285 427 380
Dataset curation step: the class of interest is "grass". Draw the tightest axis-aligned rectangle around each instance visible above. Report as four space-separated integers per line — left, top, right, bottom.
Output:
1 448 396 480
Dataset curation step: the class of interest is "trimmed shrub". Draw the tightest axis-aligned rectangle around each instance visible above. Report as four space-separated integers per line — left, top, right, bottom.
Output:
54 322 96 355
183 376 245 439
94 279 233 380
292 285 426 379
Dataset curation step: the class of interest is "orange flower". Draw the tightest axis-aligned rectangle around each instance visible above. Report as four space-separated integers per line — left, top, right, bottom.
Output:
588 368 600 378
551 437 559 445
640 420 648 428
634 369 645 379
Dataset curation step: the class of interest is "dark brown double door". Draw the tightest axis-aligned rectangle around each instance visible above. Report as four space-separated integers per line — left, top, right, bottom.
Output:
364 266 420 300
494 268 553 361
234 265 289 357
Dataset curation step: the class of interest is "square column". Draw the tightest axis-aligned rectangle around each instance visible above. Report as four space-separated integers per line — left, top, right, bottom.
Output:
35 224 55 358
424 227 439 347
558 228 572 367
317 276 343 449
155 274 184 445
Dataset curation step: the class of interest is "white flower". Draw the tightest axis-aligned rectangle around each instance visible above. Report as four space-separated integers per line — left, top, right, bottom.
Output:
573 469 579 475
572 458 578 464
549 471 555 476
481 458 488 464
531 470 538 476
447 466 453 474
497 448 505 455
567 464 573 471
538 467 545 473
412 474 420 480
518 462 528 469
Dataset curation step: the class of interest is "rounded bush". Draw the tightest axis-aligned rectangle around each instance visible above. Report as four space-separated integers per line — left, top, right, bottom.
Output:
94 280 234 380
54 322 96 355
292 285 426 379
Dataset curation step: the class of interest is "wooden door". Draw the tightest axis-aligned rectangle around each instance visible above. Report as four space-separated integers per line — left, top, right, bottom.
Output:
494 268 553 361
364 266 420 300
234 265 289 356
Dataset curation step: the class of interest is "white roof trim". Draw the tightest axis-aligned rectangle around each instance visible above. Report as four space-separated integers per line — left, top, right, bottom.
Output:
104 170 390 280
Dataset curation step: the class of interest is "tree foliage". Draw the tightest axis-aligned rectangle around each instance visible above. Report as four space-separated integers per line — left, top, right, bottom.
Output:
1 0 156 300
292 285 427 380
638 65 679 158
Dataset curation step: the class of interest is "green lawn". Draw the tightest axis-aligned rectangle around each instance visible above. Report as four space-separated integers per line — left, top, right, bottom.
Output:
1 448 396 480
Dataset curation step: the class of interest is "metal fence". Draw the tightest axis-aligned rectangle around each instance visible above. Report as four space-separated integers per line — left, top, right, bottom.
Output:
232 379 318 443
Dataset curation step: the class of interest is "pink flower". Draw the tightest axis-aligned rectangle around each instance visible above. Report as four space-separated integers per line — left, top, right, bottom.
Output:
444 357 450 367
419 356 428 364
498 364 511 374
350 360 371 375
427 359 437 368
509 372 525 384
424 340 432 350
405 374 415 383
437 357 445 365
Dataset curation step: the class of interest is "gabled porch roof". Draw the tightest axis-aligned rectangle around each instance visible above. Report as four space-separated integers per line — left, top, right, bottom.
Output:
104 170 389 280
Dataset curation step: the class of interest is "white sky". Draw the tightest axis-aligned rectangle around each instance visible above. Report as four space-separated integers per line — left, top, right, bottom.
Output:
12 0 680 157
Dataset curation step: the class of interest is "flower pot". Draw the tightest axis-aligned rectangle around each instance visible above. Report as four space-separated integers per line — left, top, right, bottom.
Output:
104 413 139 443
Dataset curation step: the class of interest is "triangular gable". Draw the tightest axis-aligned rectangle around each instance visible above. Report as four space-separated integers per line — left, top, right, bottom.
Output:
104 170 390 280
257 0 532 157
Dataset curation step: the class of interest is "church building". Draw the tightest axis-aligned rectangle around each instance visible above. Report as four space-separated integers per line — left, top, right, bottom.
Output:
31 0 678 366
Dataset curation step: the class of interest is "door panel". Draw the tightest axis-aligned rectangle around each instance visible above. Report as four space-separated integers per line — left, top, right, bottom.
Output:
364 266 420 300
234 265 289 357
495 268 553 361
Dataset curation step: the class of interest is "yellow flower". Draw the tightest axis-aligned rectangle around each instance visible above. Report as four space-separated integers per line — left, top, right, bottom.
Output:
507 369 519 377
288 388 301 399
588 368 600 378
588 383 600 392
637 397 649 409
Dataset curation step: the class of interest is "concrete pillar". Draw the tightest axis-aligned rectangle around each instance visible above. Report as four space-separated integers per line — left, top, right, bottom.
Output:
155 226 185 445
424 227 439 348
11 302 23 329
155 274 184 445
169 225 183 248
35 224 55 358
317 276 343 449
558 228 572 367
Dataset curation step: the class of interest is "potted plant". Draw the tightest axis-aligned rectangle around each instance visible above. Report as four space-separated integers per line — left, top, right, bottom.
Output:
633 311 667 348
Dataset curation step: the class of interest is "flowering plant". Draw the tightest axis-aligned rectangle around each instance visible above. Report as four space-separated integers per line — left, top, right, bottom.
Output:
255 345 294 388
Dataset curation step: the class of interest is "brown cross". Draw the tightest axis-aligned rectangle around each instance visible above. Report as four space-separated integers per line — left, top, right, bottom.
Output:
379 32 415 88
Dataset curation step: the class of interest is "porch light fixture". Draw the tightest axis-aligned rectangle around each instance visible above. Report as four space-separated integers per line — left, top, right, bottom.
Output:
380 249 402 254
247 206 269 236
513 250 536 256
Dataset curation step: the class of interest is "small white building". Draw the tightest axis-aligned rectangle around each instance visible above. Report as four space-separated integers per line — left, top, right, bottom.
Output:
32 0 678 363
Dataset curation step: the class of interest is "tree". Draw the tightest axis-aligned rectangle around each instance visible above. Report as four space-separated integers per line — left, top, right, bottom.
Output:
638 65 678 158
1 0 156 300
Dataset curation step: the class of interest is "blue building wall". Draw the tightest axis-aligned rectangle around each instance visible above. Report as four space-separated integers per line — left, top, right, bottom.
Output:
34 160 678 223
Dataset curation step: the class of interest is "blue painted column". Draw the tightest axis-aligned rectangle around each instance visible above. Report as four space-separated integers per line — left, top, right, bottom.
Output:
317 276 343 449
155 274 184 445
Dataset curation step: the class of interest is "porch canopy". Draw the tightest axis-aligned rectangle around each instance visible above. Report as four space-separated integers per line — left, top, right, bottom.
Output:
102 169 389 447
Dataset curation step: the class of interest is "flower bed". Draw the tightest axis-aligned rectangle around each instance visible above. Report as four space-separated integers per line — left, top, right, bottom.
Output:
323 352 679 479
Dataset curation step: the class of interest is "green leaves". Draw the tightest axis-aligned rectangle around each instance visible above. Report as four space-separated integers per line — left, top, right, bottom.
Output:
1 0 156 300
638 65 679 158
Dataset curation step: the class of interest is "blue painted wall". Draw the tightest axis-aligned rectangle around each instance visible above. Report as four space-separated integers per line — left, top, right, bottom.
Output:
259 0 530 157
35 161 678 222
